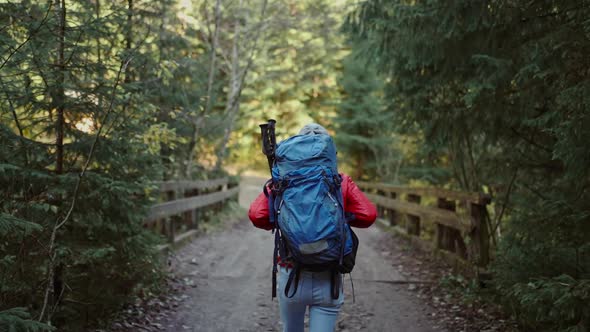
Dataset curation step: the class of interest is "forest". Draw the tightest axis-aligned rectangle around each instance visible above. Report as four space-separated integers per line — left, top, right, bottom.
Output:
1 0 589 331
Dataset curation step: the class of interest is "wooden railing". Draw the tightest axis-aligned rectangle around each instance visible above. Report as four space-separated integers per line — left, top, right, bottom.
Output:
144 177 239 249
357 182 492 272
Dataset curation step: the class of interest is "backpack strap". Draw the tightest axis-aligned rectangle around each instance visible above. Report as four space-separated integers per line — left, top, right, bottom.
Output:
267 177 279 299
330 270 341 300
263 179 276 225
272 228 280 298
284 264 301 298
270 186 288 299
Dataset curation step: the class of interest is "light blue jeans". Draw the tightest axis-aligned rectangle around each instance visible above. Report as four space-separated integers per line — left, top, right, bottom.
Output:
278 266 344 332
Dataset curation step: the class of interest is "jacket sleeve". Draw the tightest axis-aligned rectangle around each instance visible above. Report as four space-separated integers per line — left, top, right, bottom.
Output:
248 191 273 230
341 174 377 228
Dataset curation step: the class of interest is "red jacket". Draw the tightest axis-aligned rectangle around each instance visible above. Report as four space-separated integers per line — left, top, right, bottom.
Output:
248 173 377 230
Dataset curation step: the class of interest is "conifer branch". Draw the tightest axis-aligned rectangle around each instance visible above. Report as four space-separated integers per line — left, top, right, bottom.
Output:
0 3 53 71
0 76 24 138
0 76 28 164
101 27 152 139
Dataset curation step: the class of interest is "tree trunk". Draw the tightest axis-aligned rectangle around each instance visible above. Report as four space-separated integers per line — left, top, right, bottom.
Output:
42 0 67 323
186 0 221 178
214 0 267 172
55 0 66 174
125 0 133 83
213 0 242 172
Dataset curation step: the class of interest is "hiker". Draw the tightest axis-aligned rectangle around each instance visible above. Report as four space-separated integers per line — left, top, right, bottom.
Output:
248 123 377 332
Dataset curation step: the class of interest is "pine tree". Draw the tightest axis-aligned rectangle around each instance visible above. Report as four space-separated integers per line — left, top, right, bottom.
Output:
0 1 163 329
345 1 590 330
333 50 395 181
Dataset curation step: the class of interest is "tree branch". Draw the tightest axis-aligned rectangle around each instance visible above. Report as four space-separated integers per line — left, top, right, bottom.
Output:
490 167 518 238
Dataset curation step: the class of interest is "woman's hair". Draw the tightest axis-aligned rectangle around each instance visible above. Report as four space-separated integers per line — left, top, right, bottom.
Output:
298 123 329 136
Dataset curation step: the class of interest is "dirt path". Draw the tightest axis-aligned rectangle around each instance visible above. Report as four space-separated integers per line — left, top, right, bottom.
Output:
152 176 444 332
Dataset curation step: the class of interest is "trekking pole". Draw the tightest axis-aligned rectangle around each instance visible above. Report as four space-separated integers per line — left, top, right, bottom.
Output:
260 119 280 299
259 119 277 174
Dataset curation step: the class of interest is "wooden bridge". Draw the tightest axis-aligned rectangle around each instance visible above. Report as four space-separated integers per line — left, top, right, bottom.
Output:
144 177 492 273
129 176 494 331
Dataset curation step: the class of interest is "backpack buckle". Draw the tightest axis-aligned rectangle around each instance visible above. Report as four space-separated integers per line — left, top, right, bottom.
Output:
333 174 342 186
273 179 290 194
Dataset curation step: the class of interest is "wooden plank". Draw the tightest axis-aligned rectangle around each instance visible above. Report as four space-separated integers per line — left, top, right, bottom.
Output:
158 178 230 193
357 181 491 205
145 187 239 223
365 193 472 233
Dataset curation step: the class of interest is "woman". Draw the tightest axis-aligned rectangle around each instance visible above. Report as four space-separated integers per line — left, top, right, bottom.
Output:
248 124 377 332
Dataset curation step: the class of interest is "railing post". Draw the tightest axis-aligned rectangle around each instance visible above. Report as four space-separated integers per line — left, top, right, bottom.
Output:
437 198 468 259
376 189 386 219
184 189 198 230
436 198 456 251
469 202 490 266
388 191 397 226
232 181 239 203
165 190 176 243
221 183 228 210
194 188 201 229
405 194 421 236
216 185 223 212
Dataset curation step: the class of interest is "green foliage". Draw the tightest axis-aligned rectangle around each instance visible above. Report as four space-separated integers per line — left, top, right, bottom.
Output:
0 0 223 330
233 0 351 171
345 0 590 330
0 308 55 332
0 0 364 330
332 48 398 180
438 274 482 306
506 276 590 331
0 213 43 237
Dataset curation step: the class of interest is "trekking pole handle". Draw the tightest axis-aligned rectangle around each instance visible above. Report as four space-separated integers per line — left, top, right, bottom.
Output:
259 123 269 154
259 119 277 174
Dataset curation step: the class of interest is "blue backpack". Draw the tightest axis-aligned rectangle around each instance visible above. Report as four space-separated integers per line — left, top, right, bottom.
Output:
266 133 359 299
